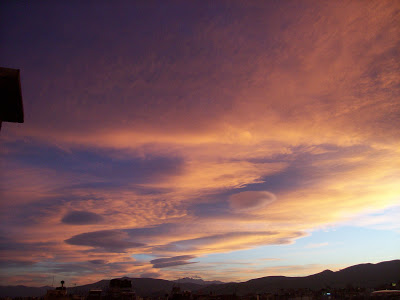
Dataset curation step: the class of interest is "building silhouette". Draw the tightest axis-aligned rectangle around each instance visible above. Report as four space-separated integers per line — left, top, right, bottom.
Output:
0 67 24 131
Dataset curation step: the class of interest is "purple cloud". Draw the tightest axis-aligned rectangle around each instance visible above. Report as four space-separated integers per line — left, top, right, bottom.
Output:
151 255 197 269
65 230 145 253
62 211 104 225
88 259 107 265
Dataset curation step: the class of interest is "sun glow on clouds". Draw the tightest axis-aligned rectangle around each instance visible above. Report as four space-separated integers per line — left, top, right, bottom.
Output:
1 0 399 285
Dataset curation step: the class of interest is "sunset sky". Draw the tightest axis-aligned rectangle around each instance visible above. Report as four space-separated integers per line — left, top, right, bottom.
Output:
1 1 399 287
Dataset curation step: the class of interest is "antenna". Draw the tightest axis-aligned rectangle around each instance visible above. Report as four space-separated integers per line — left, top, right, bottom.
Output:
52 276 54 287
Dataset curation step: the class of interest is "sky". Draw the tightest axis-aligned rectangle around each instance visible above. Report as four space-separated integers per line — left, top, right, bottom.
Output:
0 0 399 287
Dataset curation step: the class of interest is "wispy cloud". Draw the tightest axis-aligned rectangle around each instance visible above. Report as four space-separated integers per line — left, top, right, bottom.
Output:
305 242 329 249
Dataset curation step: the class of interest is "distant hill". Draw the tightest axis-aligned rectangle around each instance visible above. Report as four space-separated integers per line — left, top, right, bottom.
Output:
197 260 400 295
174 277 225 285
0 285 51 298
1 260 399 298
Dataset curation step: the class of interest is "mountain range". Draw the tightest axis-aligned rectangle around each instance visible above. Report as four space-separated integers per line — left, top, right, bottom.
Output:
1 260 398 298
173 277 224 285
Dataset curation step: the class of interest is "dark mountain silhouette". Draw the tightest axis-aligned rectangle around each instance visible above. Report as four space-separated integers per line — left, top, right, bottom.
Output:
68 278 203 297
197 260 400 295
174 277 225 285
0 278 204 298
0 260 398 298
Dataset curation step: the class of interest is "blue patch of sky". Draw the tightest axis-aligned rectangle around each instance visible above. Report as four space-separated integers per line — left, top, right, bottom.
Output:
197 226 399 270
132 254 156 262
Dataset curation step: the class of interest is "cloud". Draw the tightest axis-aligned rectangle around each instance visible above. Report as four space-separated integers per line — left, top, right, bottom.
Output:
65 230 145 253
151 255 197 269
345 205 400 231
62 211 104 225
0 259 36 268
0 274 53 286
88 259 107 265
153 231 305 254
229 191 276 212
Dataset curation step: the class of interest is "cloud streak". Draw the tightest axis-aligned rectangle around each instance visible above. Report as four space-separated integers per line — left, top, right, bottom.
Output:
151 255 197 269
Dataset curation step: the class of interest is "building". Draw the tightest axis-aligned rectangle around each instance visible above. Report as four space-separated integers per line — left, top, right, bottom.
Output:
106 279 136 300
45 281 68 300
87 290 102 300
0 67 24 130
